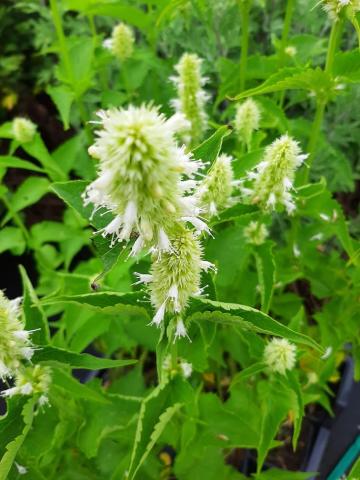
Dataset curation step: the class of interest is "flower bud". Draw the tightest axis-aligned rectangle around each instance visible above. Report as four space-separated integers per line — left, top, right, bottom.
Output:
170 53 209 146
244 134 307 214
149 227 202 318
84 105 205 253
322 0 360 20
196 154 234 216
12 117 36 143
264 338 296 375
2 365 51 403
0 291 33 379
234 98 261 149
104 23 135 61
243 221 268 245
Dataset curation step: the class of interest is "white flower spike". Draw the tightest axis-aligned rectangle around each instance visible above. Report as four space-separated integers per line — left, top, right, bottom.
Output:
0 291 34 379
84 104 205 254
243 134 307 214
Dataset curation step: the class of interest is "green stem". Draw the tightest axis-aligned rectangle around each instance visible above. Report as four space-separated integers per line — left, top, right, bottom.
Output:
49 0 72 81
1 194 30 243
278 0 295 107
298 19 343 185
239 0 251 92
170 341 178 370
280 0 295 56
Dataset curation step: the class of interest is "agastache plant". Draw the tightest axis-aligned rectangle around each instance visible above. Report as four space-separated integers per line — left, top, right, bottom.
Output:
234 98 261 150
171 52 209 146
103 22 135 61
12 117 36 143
2 365 52 406
264 338 297 375
0 290 33 379
136 226 215 339
196 153 235 216
322 0 360 20
243 134 308 214
84 104 205 254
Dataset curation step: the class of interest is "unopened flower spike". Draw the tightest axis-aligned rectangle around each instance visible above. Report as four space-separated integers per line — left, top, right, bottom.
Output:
244 220 268 245
264 338 296 375
243 134 307 214
140 226 213 339
103 22 135 61
321 0 360 21
2 365 51 405
234 98 261 150
0 291 34 380
12 117 36 143
83 104 205 254
170 52 209 146
196 153 235 217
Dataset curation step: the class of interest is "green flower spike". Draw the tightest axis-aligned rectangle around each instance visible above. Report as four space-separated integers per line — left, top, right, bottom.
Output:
264 338 296 375
243 134 308 214
196 153 235 217
12 117 36 143
234 98 261 149
171 53 209 146
104 22 135 61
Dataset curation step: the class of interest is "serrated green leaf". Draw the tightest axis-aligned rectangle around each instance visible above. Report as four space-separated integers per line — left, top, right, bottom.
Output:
192 126 231 167
47 85 74 130
31 345 136 370
0 398 35 480
127 377 188 480
52 368 108 403
257 380 297 472
233 67 335 101
40 291 151 316
22 134 65 181
211 204 259 226
187 298 323 352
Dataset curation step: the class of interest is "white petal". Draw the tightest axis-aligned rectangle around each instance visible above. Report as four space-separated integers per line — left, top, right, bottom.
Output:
151 301 167 327
158 229 172 252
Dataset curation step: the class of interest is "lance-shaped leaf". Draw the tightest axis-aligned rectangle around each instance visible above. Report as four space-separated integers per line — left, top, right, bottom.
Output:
254 241 275 314
192 126 231 169
32 346 136 370
187 298 323 352
0 398 35 480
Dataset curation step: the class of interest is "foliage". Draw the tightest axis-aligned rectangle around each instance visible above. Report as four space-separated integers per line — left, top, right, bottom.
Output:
0 0 359 479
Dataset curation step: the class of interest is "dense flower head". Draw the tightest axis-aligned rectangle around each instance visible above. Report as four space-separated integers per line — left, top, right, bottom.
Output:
196 154 234 216
12 117 36 143
243 134 307 214
243 220 268 245
234 98 261 149
84 105 205 254
104 22 135 60
171 53 209 146
2 365 52 405
264 338 296 375
322 0 360 20
135 226 214 339
0 291 33 379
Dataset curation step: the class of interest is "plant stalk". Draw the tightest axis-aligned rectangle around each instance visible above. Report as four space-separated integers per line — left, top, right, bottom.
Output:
239 0 251 92
298 19 343 185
